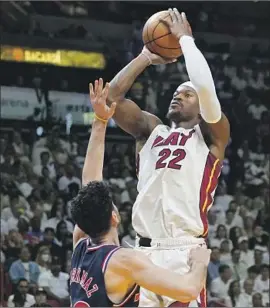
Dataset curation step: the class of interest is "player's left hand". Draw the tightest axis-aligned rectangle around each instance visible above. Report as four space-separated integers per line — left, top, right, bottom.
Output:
141 46 177 65
160 8 193 40
89 78 117 121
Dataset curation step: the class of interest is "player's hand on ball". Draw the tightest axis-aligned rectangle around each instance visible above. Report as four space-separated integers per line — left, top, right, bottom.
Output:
160 8 193 40
188 246 211 267
89 78 117 121
141 46 177 65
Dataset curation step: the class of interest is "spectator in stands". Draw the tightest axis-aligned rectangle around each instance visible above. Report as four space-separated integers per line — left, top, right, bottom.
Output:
219 239 232 264
225 280 241 307
33 152 56 179
58 165 81 192
243 215 255 239
208 247 221 283
228 248 248 281
210 264 233 303
247 98 267 122
35 246 52 274
254 264 269 306
33 228 61 260
239 236 254 267
7 278 35 307
42 197 73 233
31 288 51 307
209 224 232 249
238 278 255 306
26 216 43 246
54 220 73 251
252 292 264 307
229 226 244 248
12 131 30 163
38 256 69 306
249 226 269 249
9 246 40 287
253 247 265 273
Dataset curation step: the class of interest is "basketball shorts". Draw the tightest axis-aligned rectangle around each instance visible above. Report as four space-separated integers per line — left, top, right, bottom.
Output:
135 237 207 307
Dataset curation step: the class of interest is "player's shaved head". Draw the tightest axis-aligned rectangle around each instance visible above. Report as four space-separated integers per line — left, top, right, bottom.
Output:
71 181 113 239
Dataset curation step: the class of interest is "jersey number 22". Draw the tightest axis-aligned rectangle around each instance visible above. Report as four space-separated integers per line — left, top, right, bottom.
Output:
155 148 186 170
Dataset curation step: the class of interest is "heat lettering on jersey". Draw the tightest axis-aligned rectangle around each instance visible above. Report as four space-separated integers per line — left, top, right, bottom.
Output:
151 130 195 148
153 130 195 170
70 268 99 298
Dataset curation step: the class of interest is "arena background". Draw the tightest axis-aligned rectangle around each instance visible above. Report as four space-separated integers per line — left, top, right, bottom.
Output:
0 1 269 307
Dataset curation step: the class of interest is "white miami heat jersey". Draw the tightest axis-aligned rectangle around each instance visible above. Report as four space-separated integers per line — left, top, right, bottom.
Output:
132 124 222 239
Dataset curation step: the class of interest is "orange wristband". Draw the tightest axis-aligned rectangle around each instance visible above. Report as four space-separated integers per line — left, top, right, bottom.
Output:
94 114 108 123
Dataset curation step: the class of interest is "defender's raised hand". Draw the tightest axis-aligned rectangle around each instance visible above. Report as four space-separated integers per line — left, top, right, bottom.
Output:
89 78 117 121
161 8 193 40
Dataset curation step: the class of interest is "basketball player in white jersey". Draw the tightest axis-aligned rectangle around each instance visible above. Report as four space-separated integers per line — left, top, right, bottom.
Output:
105 9 230 307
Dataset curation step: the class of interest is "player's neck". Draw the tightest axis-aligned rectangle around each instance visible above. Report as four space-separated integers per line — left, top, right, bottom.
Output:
174 118 199 129
98 230 120 247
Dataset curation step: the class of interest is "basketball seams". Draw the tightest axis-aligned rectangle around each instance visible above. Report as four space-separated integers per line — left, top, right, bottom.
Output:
143 11 182 58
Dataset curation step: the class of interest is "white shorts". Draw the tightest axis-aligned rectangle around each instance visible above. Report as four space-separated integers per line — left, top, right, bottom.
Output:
135 237 207 307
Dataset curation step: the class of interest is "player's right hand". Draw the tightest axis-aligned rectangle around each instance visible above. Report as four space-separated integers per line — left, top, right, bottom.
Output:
188 246 211 267
140 46 177 65
160 8 193 40
89 78 117 121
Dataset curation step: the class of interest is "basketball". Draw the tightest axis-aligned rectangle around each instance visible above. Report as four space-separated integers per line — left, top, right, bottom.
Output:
142 11 182 59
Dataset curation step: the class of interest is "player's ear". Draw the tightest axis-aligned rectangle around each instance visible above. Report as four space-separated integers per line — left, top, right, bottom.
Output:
111 209 120 227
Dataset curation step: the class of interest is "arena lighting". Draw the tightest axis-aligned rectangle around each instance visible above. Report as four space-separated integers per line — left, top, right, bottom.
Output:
0 45 106 69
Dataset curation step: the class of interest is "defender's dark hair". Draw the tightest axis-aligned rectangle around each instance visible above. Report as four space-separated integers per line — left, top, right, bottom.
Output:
70 181 113 239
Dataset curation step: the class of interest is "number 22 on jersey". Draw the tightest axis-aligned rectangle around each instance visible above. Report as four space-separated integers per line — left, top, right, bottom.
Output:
155 148 186 170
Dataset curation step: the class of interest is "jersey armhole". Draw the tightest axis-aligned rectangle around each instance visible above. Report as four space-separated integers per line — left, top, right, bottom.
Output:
101 247 121 273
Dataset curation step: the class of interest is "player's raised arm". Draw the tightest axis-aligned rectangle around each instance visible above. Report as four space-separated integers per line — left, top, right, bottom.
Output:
107 49 174 138
162 9 230 160
110 246 210 303
73 79 116 247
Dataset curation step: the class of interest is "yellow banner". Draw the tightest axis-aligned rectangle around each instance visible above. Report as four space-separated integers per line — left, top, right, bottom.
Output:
0 45 106 69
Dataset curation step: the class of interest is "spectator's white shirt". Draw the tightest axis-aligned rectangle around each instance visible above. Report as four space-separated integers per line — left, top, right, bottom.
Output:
58 175 81 192
214 194 233 212
245 162 268 186
254 275 270 306
7 293 35 307
209 238 233 250
263 251 270 265
32 146 53 166
227 261 248 281
220 253 232 264
7 216 19 232
120 190 131 203
1 250 6 264
1 218 9 235
236 292 253 307
224 214 244 231
240 249 254 267
210 277 233 299
33 163 56 179
109 178 126 190
16 182 33 198
38 271 69 299
232 76 247 90
254 275 269 295
247 104 267 120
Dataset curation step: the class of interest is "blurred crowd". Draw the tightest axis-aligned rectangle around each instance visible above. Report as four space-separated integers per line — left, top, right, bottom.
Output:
1 1 270 308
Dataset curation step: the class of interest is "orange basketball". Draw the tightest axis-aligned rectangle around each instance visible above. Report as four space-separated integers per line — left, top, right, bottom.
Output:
142 11 182 59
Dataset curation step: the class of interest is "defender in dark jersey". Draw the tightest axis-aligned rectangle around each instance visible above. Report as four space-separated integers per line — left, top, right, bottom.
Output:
70 79 211 307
